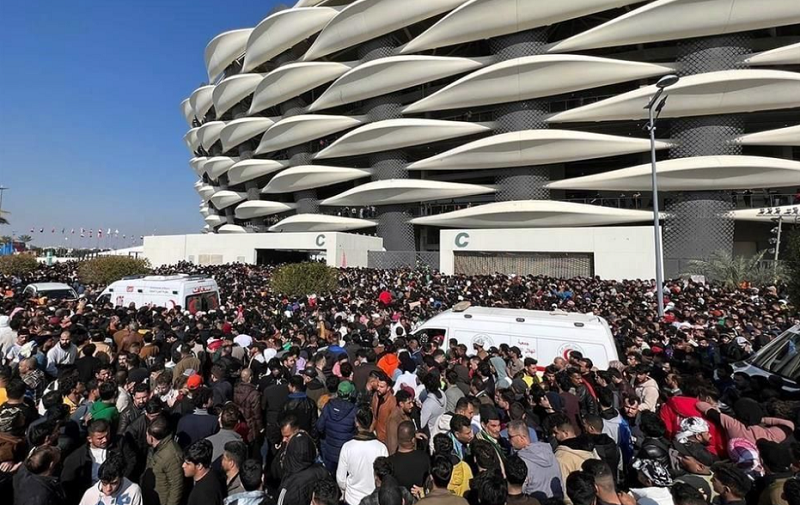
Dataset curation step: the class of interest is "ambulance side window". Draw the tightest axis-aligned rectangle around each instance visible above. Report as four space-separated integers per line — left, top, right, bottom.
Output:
186 295 202 314
185 292 220 314
204 292 220 310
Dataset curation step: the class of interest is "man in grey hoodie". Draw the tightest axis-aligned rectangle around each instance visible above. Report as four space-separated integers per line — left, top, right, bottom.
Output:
507 420 563 500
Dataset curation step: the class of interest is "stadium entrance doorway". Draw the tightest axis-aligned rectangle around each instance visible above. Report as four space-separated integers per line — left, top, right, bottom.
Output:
256 249 322 265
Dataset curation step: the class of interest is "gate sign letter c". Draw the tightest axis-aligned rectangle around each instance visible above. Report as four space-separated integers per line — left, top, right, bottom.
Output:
455 232 469 248
316 234 326 247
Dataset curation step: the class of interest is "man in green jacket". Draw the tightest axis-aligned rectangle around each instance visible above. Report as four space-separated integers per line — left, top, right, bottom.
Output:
143 416 184 505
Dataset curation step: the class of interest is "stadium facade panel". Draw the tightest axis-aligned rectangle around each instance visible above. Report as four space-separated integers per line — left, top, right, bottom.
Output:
182 0 800 271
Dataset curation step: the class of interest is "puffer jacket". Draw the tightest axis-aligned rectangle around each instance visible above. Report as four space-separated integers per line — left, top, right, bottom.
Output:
659 395 726 456
233 381 262 442
316 398 357 472
142 438 184 505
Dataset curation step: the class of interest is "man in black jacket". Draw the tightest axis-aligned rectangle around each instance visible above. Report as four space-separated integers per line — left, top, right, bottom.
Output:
118 382 149 437
567 368 598 417
60 419 112 504
122 397 165 482
13 445 65 505
281 375 317 437
583 414 620 482
210 365 233 408
262 369 290 449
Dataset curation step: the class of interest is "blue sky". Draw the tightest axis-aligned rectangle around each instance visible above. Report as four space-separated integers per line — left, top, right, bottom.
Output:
0 1 282 247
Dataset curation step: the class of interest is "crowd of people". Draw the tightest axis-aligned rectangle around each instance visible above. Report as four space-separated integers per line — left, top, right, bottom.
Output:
0 260 798 505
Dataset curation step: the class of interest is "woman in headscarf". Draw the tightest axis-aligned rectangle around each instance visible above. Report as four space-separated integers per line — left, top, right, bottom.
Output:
696 397 794 446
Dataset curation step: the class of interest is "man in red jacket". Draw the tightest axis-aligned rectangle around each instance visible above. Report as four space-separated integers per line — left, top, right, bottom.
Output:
659 380 726 456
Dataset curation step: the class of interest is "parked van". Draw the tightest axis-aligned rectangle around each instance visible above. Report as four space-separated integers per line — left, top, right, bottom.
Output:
97 274 220 313
734 324 800 388
23 282 78 301
411 303 618 369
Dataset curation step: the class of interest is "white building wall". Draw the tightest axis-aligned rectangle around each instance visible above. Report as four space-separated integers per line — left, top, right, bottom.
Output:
144 233 383 268
439 226 658 280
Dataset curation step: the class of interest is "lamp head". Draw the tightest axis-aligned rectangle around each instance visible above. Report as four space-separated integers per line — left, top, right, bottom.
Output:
656 74 680 89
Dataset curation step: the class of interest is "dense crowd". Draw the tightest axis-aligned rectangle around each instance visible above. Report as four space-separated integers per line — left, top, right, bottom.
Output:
0 261 799 505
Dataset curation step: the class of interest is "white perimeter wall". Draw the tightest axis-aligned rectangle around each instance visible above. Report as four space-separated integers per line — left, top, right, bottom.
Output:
439 226 658 280
144 233 383 268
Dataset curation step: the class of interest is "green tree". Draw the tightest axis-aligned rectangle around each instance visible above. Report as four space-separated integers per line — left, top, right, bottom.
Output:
685 250 785 289
0 254 38 275
18 234 32 245
270 262 338 296
0 211 8 225
78 256 151 286
0 236 11 244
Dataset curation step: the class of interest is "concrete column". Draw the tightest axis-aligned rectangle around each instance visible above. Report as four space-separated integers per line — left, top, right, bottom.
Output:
663 34 751 276
489 29 551 201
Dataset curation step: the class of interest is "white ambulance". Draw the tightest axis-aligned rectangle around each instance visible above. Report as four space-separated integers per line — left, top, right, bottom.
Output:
412 303 618 369
97 274 220 313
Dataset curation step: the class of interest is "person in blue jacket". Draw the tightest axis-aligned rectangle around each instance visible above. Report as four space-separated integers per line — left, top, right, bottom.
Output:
316 380 358 473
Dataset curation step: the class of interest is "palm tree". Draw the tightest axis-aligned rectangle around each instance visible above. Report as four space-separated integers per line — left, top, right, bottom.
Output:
685 250 784 288
0 235 11 244
18 234 32 244
0 210 8 225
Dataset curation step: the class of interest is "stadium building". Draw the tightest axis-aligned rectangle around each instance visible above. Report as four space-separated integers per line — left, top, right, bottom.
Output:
174 0 800 277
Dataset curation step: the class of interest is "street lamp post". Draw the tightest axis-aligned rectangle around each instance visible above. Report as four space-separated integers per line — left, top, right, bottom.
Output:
645 74 679 319
0 186 8 215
